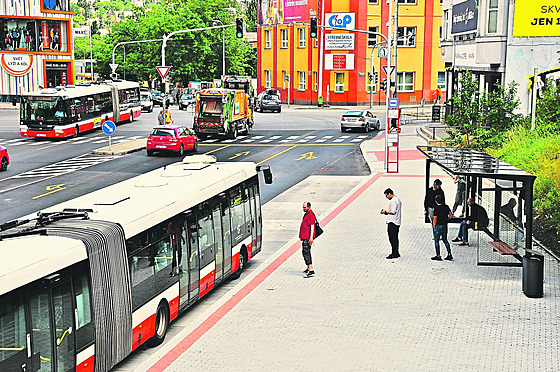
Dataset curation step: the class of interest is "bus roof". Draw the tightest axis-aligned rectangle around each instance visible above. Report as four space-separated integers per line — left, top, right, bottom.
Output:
0 235 87 296
23 81 139 99
22 158 258 240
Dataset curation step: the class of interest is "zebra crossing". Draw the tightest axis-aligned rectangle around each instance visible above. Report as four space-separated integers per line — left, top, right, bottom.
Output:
0 133 371 148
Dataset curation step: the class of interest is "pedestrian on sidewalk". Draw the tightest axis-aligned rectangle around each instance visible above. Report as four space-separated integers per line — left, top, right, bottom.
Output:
300 201 316 278
452 175 466 217
424 179 445 225
431 195 453 261
381 188 402 259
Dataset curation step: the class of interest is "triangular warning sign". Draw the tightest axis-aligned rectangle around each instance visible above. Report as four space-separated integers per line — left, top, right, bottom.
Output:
156 66 171 80
382 65 395 76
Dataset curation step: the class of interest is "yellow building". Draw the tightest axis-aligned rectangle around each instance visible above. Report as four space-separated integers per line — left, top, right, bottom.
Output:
257 0 445 105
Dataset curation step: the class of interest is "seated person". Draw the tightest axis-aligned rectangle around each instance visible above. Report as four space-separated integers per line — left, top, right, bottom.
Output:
500 198 518 222
452 198 489 246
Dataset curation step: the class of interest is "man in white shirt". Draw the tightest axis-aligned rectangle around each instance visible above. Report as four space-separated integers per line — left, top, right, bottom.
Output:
380 188 402 259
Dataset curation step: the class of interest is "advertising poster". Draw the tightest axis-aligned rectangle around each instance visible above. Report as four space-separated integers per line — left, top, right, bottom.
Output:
258 0 318 25
451 0 478 35
513 0 560 37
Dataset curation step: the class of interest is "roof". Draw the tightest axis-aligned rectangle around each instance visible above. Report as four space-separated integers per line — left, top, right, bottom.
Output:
23 81 140 99
416 146 536 181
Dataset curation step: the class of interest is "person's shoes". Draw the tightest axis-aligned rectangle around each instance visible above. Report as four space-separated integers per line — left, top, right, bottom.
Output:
445 255 454 261
451 238 461 242
304 270 315 278
459 242 469 246
386 254 400 259
431 255 442 261
303 268 309 274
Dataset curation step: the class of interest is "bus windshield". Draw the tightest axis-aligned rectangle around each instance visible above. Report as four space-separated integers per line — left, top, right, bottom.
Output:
200 98 223 116
20 96 69 124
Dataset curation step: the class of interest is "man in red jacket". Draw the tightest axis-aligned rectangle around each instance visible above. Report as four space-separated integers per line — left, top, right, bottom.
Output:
300 201 316 278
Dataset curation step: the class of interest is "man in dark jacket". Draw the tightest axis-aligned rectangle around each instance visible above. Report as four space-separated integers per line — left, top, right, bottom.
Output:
452 198 489 246
424 179 445 225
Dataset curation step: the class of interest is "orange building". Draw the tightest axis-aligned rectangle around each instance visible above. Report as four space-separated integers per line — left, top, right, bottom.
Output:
257 0 445 106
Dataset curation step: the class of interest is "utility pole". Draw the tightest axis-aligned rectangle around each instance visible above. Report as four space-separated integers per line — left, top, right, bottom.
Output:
317 1 326 107
392 1 398 98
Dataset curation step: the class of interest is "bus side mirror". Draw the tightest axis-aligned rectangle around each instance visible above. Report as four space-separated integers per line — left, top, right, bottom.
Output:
257 165 273 184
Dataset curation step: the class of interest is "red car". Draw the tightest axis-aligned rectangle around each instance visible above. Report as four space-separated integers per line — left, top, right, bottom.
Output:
0 144 9 171
146 125 198 156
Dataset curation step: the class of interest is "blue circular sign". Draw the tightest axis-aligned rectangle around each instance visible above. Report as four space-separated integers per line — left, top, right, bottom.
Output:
102 120 116 135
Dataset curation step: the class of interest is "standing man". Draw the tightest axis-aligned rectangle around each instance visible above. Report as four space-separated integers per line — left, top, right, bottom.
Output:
381 188 402 259
300 201 316 278
432 195 453 261
452 175 467 217
424 179 445 225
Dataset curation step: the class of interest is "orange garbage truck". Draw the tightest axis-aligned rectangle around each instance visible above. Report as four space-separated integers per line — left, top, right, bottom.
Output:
193 88 253 139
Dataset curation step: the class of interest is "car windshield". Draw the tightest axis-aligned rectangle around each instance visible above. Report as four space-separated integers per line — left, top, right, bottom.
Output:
150 128 175 137
264 94 278 100
344 111 363 116
141 94 150 101
20 96 68 123
181 94 193 100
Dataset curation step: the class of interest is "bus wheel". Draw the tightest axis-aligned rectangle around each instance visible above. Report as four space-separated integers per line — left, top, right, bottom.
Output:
129 111 134 123
231 249 246 280
147 302 169 347
242 119 249 135
74 125 80 138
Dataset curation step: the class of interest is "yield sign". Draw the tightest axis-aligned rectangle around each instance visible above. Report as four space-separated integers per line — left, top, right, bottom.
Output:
382 65 395 76
156 66 171 80
109 63 118 72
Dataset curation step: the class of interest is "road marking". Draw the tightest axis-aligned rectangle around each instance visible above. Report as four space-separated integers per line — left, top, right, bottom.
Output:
203 144 231 155
256 145 298 165
297 152 317 160
33 184 66 199
229 151 250 160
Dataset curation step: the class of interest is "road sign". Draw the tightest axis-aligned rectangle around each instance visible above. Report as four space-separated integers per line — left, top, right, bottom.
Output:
156 66 171 80
102 120 116 135
109 63 118 72
388 98 399 109
378 46 388 58
382 65 395 76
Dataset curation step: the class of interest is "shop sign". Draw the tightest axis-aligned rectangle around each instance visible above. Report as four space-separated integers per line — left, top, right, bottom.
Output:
325 54 355 70
1 54 34 76
325 34 354 50
513 1 560 37
451 0 478 35
454 44 477 65
325 13 356 30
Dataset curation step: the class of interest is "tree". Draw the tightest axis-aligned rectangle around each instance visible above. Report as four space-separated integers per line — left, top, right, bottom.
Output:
444 71 480 147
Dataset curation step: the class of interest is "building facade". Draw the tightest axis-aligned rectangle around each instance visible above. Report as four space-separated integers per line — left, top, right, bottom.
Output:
0 0 75 102
257 0 445 106
440 0 560 115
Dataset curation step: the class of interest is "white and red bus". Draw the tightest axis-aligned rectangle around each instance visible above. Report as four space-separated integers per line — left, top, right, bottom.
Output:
19 81 141 139
0 155 272 372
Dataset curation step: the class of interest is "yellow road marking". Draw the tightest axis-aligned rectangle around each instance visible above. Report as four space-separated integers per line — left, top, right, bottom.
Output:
229 151 251 159
204 144 232 155
33 184 66 200
297 152 317 160
199 143 353 147
257 145 298 165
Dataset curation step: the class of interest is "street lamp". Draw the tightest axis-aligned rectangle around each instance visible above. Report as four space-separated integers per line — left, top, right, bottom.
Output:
87 20 94 81
212 19 226 78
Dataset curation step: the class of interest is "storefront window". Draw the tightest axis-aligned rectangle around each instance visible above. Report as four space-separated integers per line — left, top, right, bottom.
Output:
42 0 71 12
0 18 68 53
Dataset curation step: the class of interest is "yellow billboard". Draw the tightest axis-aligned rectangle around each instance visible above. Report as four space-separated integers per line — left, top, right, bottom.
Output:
513 1 560 37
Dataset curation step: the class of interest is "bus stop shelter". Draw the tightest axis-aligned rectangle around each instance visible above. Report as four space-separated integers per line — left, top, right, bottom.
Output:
417 146 537 267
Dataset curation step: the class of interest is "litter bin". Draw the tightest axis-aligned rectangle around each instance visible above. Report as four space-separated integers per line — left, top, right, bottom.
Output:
522 249 544 298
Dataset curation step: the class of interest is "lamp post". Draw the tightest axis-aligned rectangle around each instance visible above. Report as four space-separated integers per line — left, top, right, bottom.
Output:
212 19 226 78
88 20 94 81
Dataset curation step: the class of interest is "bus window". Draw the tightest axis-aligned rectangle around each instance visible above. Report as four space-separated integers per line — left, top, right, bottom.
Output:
212 203 223 282
187 215 200 300
221 199 232 276
52 281 76 371
229 185 246 245
197 203 215 268
0 293 28 371
29 291 53 372
129 246 156 310
73 271 94 351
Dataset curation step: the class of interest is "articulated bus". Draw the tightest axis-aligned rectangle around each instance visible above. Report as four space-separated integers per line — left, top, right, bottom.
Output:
0 155 272 372
19 81 141 139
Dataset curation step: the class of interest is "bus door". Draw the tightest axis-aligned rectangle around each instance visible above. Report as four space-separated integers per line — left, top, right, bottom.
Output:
220 199 232 277
28 279 75 372
197 202 216 296
212 202 224 284
248 185 258 256
185 215 200 304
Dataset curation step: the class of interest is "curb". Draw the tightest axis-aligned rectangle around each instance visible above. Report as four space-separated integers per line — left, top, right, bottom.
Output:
92 138 146 155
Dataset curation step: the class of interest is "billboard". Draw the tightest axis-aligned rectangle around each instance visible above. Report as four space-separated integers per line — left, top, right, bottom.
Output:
451 0 478 35
258 0 318 25
513 0 560 37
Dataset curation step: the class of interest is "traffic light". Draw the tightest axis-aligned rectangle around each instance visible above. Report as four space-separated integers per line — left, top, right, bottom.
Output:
381 78 387 93
310 18 318 38
236 18 243 38
374 72 378 84
368 72 373 83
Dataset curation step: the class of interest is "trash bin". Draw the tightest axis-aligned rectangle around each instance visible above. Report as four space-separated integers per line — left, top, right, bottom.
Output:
522 249 544 298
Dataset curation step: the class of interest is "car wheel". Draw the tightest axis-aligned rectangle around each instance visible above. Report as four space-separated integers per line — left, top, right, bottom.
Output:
147 149 154 156
278 107 282 113
341 126 346 132
147 302 169 347
365 124 369 133
178 144 184 156
192 140 198 152
0 156 8 171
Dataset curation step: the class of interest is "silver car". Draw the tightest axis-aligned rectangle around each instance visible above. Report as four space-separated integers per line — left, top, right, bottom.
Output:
340 110 380 132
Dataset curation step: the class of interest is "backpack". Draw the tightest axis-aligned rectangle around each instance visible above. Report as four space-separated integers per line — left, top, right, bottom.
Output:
313 213 323 238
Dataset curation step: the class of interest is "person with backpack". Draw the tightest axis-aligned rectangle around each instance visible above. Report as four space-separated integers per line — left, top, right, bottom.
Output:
300 201 316 278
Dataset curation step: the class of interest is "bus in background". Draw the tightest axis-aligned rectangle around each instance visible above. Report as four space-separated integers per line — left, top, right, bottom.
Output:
0 155 273 372
19 80 141 139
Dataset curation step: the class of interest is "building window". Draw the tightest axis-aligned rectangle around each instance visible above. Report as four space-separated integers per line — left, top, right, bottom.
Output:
265 30 271 48
488 0 498 33
397 26 416 47
0 18 70 53
368 26 378 47
282 70 287 89
368 0 378 3
265 70 271 88
281 29 288 48
335 72 345 93
438 72 446 91
397 0 416 4
313 71 318 92
298 71 305 90
298 28 306 48
396 72 414 92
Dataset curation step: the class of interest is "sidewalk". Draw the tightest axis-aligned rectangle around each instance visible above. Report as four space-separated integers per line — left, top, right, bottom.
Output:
128 125 560 371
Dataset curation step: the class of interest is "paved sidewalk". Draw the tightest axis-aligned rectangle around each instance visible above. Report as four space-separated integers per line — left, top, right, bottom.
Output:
129 125 560 372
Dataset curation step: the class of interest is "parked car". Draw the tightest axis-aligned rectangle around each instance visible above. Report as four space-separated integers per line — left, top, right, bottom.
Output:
340 110 380 132
0 144 9 171
178 93 194 110
146 125 198 156
140 91 154 112
152 91 170 107
255 89 282 113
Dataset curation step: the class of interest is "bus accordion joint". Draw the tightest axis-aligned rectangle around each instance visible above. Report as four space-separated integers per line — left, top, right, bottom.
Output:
257 165 273 184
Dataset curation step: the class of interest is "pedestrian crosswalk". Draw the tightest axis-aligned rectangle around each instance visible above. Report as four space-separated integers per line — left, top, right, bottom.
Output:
0 134 372 147
9 153 120 179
